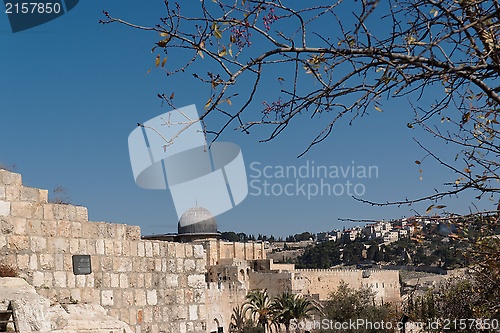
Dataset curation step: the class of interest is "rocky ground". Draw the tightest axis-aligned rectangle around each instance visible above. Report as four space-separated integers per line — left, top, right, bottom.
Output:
0 277 133 333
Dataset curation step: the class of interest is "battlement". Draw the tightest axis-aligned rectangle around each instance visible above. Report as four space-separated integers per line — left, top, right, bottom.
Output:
0 169 207 333
295 268 389 273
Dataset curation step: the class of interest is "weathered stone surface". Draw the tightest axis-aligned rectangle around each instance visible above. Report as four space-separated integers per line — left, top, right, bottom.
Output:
52 238 69 253
38 189 48 204
96 239 104 255
5 187 20 201
0 171 22 186
74 206 88 222
146 290 157 306
113 257 132 273
54 271 67 288
153 242 160 256
185 245 193 258
8 235 30 251
184 259 196 272
26 220 43 236
43 204 55 220
11 201 43 219
50 303 134 333
31 237 47 252
0 218 13 234
175 243 185 259
165 274 179 288
115 224 126 239
137 242 145 257
0 277 51 333
20 187 41 202
145 242 153 257
187 274 205 289
105 240 114 255
12 217 26 235
71 221 82 238
41 219 57 237
101 290 114 306
0 235 6 250
119 274 129 288
39 254 55 270
16 254 30 270
82 222 97 239
193 244 205 259
57 221 71 238
134 289 146 306
0 201 10 217
189 305 198 321
32 272 44 287
53 204 69 220
1 170 219 333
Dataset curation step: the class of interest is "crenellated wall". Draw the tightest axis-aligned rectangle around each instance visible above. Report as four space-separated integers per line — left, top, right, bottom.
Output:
203 239 265 266
0 170 208 333
294 269 400 304
246 267 400 304
0 169 402 333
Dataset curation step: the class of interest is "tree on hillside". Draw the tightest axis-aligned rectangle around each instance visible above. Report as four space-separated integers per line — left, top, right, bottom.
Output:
322 281 394 332
405 271 500 331
101 0 500 205
296 240 341 269
221 231 240 242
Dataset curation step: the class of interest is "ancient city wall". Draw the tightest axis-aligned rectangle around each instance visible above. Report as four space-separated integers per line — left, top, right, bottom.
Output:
295 269 400 304
248 271 294 298
0 170 208 333
206 283 246 333
204 239 265 266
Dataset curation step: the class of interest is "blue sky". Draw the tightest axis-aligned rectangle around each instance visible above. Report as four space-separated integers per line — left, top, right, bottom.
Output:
1 1 495 237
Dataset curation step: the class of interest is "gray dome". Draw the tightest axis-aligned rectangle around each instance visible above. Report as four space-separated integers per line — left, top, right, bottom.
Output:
178 206 218 235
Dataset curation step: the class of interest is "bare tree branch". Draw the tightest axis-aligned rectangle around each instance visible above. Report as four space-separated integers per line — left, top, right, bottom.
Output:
101 0 500 206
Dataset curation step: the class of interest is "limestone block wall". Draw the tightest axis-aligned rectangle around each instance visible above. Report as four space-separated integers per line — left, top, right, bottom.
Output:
294 269 400 304
248 271 294 298
206 283 246 333
0 170 207 333
269 262 295 272
204 240 265 266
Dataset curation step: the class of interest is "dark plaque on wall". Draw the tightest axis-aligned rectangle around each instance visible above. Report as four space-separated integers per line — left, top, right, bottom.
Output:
72 255 92 275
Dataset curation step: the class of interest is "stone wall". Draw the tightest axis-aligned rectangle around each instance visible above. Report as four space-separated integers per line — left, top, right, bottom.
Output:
248 271 294 298
0 170 207 333
246 267 400 304
206 283 246 333
203 239 265 266
0 169 402 332
295 269 401 304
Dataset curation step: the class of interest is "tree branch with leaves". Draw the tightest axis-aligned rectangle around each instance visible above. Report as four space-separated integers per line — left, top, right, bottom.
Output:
101 0 499 206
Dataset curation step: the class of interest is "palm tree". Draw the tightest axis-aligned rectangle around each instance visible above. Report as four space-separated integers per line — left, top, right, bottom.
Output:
271 292 322 333
270 292 295 333
245 289 274 332
230 304 247 333
291 295 320 324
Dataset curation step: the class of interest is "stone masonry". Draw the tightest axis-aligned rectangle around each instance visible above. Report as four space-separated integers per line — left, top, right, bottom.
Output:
0 169 207 333
0 169 402 333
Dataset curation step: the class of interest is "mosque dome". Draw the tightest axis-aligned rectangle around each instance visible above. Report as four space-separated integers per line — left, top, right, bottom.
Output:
178 206 218 235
